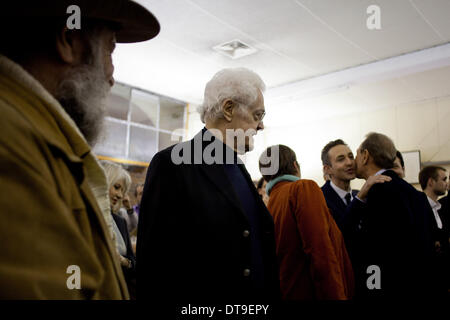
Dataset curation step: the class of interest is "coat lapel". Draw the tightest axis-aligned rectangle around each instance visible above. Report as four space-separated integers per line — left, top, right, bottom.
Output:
198 163 249 222
325 180 347 212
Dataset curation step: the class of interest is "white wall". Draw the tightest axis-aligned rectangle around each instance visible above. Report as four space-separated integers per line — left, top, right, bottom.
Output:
260 94 450 190
186 95 450 190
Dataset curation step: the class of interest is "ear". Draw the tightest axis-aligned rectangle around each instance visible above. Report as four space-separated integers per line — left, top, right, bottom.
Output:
221 99 235 122
294 161 301 178
323 164 331 175
55 27 83 65
427 177 434 188
362 149 370 165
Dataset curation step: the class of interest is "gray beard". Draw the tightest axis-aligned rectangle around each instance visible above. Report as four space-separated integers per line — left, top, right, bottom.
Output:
55 55 110 147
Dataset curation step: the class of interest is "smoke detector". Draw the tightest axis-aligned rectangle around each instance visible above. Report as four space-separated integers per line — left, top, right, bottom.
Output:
213 39 258 59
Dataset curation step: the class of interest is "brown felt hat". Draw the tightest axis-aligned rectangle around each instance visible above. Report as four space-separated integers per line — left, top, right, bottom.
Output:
2 0 160 43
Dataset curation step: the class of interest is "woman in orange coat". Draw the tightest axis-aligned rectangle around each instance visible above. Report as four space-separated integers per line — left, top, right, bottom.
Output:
259 145 354 300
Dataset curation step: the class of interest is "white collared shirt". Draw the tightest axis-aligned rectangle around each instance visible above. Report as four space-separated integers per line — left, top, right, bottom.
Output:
427 196 443 229
374 169 388 176
330 180 354 205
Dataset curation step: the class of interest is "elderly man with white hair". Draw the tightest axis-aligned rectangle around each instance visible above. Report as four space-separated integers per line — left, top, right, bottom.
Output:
137 68 280 302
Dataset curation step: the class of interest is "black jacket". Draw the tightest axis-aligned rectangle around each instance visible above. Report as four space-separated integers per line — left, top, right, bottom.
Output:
343 170 437 299
136 129 279 302
321 180 359 231
112 212 136 299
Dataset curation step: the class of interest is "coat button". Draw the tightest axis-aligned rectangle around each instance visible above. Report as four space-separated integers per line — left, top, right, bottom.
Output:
243 230 250 237
243 269 251 277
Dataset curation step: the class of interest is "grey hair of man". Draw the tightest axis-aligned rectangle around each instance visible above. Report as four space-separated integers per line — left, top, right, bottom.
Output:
198 68 266 124
100 160 132 194
360 132 397 169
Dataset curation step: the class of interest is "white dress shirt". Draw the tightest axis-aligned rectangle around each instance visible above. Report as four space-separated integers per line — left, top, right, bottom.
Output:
330 180 354 205
427 196 443 229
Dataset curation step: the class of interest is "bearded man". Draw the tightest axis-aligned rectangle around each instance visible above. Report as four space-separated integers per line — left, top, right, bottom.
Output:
0 1 159 299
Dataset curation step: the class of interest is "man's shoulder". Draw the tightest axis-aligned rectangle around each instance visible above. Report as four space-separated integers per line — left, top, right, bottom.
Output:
0 98 47 159
321 180 332 193
148 139 198 174
371 171 422 201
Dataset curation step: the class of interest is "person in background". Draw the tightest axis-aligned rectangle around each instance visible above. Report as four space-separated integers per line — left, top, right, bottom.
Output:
260 145 354 300
133 183 145 216
118 193 138 233
256 177 269 206
0 0 159 299
419 166 449 294
101 160 136 299
392 150 405 179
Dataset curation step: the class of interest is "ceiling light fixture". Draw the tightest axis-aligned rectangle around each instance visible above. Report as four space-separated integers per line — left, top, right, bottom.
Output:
213 39 258 59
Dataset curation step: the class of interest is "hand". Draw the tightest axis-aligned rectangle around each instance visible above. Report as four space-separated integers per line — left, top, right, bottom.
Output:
357 174 392 201
119 254 132 268
122 194 132 210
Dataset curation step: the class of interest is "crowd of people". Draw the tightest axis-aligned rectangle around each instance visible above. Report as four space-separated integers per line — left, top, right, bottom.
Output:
0 0 448 301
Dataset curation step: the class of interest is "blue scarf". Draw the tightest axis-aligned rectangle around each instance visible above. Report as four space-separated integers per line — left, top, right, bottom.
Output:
266 174 300 195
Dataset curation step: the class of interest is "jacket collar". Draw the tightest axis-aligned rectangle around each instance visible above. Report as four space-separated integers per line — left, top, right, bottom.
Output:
190 129 272 227
266 174 300 195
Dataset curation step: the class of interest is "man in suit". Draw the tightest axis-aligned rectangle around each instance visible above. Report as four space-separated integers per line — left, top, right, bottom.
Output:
345 132 436 298
439 183 450 293
321 139 360 231
320 139 389 232
419 166 449 293
136 68 279 303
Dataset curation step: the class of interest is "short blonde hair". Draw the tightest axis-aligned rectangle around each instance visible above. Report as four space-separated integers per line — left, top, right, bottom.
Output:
100 160 132 194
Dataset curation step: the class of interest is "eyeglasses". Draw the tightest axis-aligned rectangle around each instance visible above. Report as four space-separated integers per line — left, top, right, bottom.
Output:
253 110 266 122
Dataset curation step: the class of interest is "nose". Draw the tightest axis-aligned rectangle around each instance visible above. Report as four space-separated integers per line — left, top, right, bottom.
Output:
257 121 264 131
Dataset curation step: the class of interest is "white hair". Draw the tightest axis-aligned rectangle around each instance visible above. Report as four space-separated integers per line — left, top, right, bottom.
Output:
198 68 266 123
100 160 132 194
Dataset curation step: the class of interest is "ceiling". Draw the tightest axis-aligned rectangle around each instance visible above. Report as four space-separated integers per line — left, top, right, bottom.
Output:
113 0 450 110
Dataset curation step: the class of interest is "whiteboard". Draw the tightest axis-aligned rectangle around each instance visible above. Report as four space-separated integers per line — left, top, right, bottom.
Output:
401 150 421 184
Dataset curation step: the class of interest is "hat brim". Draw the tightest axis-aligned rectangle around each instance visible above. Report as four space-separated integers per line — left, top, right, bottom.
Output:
87 0 160 43
2 0 160 43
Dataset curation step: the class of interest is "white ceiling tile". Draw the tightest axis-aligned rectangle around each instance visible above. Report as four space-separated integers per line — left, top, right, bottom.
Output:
409 0 450 41
299 0 444 59
117 0 450 107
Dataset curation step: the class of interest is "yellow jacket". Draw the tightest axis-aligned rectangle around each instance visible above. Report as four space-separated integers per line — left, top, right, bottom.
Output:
0 55 129 299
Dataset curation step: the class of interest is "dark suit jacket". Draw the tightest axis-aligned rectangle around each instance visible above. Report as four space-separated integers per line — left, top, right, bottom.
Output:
438 195 449 234
136 129 279 303
343 170 436 299
436 195 450 291
112 213 136 299
321 180 359 231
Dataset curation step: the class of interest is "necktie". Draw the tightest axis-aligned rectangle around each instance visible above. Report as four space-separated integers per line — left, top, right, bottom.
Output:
345 193 352 206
